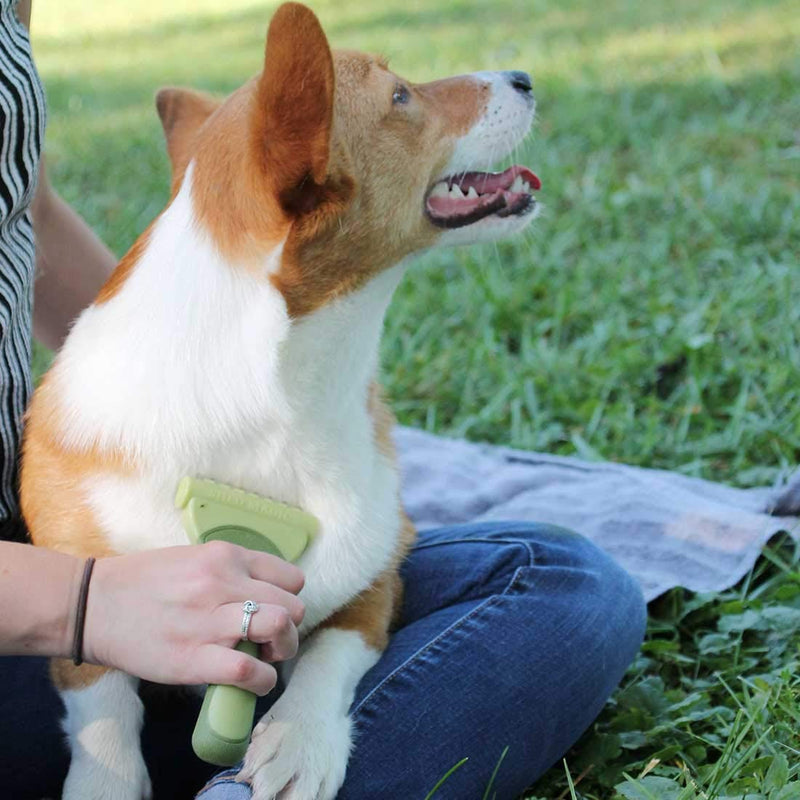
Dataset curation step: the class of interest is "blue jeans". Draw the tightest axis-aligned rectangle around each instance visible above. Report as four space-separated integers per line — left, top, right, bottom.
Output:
0 523 646 799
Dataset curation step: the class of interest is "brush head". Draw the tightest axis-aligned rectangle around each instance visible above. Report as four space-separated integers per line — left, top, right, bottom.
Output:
175 476 318 562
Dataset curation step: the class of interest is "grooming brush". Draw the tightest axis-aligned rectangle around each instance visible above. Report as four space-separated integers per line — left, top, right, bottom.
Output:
175 476 317 766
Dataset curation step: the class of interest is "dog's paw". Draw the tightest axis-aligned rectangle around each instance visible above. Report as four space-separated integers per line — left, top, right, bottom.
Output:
239 699 352 800
771 471 800 516
61 753 151 800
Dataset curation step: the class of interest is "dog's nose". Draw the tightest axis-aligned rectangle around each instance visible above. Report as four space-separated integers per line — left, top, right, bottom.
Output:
504 70 533 96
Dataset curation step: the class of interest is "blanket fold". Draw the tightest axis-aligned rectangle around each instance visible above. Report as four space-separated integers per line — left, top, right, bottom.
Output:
395 427 799 601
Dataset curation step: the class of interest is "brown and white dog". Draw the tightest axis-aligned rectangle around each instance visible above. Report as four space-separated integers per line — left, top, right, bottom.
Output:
20 4 540 798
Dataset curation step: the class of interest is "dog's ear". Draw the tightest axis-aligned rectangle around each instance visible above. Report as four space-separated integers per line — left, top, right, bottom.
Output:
255 3 344 215
155 87 220 186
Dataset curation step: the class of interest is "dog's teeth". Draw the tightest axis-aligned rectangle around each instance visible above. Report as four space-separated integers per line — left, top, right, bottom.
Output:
449 184 465 198
510 176 524 192
466 186 479 199
430 183 450 199
522 181 531 193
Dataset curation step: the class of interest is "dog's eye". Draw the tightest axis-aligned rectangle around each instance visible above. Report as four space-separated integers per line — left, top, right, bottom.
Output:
392 84 410 105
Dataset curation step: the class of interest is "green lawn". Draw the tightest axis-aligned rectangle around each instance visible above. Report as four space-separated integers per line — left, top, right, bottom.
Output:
31 0 800 796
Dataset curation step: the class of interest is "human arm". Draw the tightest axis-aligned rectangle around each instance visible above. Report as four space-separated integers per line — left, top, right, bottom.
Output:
0 540 305 694
17 0 118 350
16 0 31 28
30 161 118 350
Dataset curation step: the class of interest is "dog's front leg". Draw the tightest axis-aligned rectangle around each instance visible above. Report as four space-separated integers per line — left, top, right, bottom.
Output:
240 571 400 800
54 661 151 800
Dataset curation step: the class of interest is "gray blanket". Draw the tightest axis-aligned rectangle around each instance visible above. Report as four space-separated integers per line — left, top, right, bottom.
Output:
395 427 800 602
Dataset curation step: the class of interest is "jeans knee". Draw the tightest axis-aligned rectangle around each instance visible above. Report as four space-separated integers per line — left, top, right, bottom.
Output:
415 520 647 674
506 523 647 675
593 549 647 667
566 537 647 683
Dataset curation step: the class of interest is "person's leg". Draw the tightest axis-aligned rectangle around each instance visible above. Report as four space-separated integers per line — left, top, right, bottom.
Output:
198 521 646 799
0 655 218 799
0 655 70 797
140 683 220 798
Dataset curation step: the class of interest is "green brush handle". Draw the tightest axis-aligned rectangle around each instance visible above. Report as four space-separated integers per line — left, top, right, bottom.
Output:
192 641 259 766
175 477 316 766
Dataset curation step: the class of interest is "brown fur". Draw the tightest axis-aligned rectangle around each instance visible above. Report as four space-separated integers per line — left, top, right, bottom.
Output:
322 385 416 650
256 3 335 192
155 87 221 193
21 381 124 558
94 222 154 306
321 514 415 649
271 54 487 317
22 384 122 693
51 660 112 691
367 381 396 460
84 4 490 317
152 4 487 315
321 571 401 651
22 387 121 690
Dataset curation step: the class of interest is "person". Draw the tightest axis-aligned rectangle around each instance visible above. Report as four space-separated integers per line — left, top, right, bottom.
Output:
0 2 647 798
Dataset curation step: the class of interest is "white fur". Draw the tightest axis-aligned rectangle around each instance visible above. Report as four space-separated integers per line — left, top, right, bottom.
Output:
60 672 150 800
55 164 291 464
437 71 538 246
448 71 536 175
242 629 380 800
438 201 540 246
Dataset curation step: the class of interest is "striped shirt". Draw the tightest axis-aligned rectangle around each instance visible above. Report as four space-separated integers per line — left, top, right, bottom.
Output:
0 0 45 540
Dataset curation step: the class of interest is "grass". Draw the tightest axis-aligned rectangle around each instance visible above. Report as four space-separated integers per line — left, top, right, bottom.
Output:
527 535 800 799
30 0 800 796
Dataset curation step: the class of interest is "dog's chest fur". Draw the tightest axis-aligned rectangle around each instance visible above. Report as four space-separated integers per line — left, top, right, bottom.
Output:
51 170 405 632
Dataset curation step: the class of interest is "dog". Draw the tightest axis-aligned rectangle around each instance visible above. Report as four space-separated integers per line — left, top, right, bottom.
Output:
20 3 540 798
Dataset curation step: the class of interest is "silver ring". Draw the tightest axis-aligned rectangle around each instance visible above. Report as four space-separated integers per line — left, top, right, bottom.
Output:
240 600 260 642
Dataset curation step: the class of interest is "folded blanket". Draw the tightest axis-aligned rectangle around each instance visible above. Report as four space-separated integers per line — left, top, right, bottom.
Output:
394 427 799 602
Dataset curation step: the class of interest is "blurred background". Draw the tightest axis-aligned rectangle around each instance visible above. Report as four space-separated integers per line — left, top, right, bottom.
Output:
31 0 800 487
28 2 800 797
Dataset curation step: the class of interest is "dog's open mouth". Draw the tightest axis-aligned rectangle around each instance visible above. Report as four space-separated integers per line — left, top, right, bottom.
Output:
425 166 541 229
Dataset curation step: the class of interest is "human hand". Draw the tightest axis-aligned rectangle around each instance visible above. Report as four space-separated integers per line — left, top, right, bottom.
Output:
82 542 305 695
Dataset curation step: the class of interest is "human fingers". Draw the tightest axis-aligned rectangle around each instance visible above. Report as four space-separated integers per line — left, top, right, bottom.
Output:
195 644 279 695
243 578 305 625
217 602 299 662
208 577 304 626
255 606 299 663
241 549 305 594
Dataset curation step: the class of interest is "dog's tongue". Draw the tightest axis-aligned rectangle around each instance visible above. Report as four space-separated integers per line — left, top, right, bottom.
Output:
426 166 541 220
